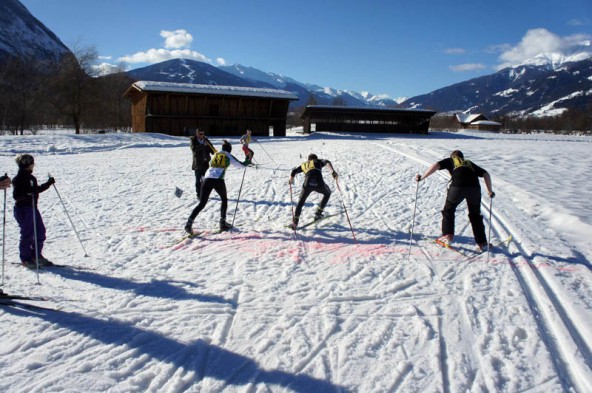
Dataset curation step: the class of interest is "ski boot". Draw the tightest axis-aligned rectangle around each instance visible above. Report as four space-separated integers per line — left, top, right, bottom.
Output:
21 260 37 269
220 219 232 232
437 234 453 246
184 219 194 235
314 208 324 221
288 217 299 230
37 255 54 267
477 242 493 252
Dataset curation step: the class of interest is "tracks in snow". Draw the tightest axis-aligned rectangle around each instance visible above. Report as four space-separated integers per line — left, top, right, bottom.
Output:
374 139 592 392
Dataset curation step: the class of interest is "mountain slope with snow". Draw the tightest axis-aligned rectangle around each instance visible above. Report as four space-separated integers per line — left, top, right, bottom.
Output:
0 0 72 64
404 57 592 116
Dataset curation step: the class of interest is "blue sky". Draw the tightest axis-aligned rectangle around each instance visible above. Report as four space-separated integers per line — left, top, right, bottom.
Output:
20 0 592 99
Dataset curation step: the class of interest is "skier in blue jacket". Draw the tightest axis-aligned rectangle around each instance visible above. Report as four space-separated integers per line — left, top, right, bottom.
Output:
12 154 55 267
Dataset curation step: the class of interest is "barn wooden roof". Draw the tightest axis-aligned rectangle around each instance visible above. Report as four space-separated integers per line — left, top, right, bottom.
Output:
125 81 299 100
301 105 437 119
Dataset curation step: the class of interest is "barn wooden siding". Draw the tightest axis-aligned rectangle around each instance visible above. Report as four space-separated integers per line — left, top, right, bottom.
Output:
124 82 297 137
301 106 437 134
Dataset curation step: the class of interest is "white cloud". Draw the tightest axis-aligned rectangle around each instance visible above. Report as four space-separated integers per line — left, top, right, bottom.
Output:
567 18 590 26
444 48 466 55
449 63 486 72
117 29 212 64
215 57 226 66
496 28 592 69
161 29 193 49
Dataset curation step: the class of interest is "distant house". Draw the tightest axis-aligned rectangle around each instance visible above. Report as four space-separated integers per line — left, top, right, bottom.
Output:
124 81 298 137
454 113 502 132
301 106 437 134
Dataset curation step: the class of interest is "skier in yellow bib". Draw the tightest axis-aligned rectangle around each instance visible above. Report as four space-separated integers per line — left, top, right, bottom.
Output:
416 150 495 251
288 154 338 229
185 140 250 234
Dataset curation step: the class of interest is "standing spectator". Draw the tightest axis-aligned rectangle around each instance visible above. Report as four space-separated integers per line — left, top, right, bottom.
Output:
12 154 55 267
0 173 10 294
190 128 217 200
416 150 494 251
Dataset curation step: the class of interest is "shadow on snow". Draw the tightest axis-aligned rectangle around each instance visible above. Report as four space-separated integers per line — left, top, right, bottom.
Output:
4 306 351 392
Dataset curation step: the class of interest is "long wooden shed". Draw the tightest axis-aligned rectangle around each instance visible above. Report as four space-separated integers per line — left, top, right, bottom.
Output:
301 105 437 134
124 81 298 137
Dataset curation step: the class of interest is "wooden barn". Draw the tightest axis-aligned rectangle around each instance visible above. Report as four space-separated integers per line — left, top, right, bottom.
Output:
124 81 298 137
454 113 502 132
301 106 437 134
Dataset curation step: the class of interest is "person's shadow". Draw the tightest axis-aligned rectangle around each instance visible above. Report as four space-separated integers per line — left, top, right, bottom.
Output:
46 267 236 305
4 306 351 392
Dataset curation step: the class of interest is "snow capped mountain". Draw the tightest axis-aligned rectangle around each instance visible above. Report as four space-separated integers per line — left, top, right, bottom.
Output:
403 57 592 117
219 63 405 108
517 51 592 70
126 59 258 88
0 0 72 64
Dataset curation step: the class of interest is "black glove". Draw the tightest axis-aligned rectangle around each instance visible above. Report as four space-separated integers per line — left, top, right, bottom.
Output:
489 191 495 198
332 171 338 180
47 177 55 185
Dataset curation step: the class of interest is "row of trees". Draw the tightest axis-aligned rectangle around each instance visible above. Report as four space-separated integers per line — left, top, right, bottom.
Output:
429 107 592 134
0 46 132 135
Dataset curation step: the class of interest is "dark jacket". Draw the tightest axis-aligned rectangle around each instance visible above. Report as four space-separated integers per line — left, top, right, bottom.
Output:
190 136 216 170
12 169 52 208
438 157 487 188
291 159 330 188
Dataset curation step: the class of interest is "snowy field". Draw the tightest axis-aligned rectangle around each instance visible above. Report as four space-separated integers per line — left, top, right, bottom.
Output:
0 129 591 393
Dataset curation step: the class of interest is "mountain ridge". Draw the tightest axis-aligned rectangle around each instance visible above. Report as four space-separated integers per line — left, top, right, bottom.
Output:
2 0 591 117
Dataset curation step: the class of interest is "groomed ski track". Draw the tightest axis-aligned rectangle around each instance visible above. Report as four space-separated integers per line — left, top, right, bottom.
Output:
376 140 592 393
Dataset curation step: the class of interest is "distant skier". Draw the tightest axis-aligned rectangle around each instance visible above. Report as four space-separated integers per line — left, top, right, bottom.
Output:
288 154 338 229
416 150 495 251
190 128 217 200
240 129 255 160
12 154 55 267
185 140 250 234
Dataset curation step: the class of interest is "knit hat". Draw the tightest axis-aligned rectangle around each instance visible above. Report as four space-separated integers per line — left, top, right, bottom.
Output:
15 154 34 169
222 140 232 153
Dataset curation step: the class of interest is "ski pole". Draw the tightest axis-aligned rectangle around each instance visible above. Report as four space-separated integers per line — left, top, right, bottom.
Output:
288 180 297 232
487 196 493 262
231 166 248 228
1 174 7 286
49 174 89 257
335 178 357 244
255 140 277 165
31 181 40 284
408 178 420 261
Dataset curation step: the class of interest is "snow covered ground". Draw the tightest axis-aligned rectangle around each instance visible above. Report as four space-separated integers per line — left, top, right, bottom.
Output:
0 129 590 392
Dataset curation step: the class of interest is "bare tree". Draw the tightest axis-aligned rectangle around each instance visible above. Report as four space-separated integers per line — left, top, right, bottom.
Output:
45 45 99 134
0 55 45 134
